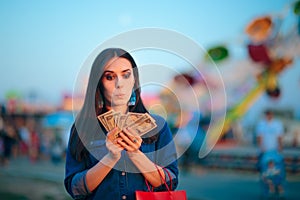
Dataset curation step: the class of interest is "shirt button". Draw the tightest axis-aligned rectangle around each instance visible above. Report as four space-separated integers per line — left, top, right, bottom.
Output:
121 171 126 176
122 195 126 199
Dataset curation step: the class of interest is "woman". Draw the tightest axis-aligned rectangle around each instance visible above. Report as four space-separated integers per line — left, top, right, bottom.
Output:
64 48 178 200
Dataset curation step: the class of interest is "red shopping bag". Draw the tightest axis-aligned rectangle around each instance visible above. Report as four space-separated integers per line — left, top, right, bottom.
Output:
136 190 187 200
136 166 187 200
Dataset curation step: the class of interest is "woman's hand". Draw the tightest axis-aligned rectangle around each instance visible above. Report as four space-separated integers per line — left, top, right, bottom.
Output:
106 128 124 160
118 127 142 153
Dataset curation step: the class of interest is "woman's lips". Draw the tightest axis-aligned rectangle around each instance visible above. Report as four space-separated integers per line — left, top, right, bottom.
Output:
115 93 126 98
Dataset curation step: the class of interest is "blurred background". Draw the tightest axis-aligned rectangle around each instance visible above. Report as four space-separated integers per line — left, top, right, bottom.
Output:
1 0 300 199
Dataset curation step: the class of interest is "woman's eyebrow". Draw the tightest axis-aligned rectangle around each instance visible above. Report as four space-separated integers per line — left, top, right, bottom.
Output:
103 69 131 73
103 70 114 73
122 69 131 73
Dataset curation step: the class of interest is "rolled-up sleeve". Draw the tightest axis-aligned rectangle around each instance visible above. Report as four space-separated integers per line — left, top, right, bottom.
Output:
164 168 175 181
64 147 92 199
71 169 91 197
154 163 178 191
159 167 178 191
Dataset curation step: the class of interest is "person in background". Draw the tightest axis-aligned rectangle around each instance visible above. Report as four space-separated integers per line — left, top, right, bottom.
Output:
1 119 18 165
256 109 284 154
27 118 40 163
261 159 284 195
51 136 64 164
256 109 285 196
15 117 30 156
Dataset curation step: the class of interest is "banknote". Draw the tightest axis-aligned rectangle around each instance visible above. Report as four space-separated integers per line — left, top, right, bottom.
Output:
125 113 157 136
117 114 128 130
123 112 146 128
97 110 114 131
97 110 157 137
104 111 120 131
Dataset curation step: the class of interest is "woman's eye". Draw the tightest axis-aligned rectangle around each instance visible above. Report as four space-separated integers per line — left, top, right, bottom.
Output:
123 72 131 79
104 74 115 81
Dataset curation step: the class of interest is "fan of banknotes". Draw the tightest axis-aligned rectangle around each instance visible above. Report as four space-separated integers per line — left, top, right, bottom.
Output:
97 110 157 137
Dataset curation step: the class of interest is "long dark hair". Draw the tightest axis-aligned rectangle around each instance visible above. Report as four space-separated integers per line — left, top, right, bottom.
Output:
69 48 152 161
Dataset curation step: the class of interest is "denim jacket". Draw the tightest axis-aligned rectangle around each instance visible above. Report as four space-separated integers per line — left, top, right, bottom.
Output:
64 114 178 200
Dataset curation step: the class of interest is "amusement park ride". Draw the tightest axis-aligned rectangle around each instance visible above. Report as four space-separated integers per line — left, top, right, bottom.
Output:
202 1 300 154
159 1 300 156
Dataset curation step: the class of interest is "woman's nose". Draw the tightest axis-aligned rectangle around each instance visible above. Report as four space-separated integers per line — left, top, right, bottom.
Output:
115 76 124 88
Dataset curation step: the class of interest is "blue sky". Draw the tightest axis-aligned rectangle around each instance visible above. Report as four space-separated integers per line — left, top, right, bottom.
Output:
0 0 297 106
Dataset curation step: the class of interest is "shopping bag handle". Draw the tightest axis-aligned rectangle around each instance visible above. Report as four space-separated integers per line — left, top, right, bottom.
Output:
145 165 173 192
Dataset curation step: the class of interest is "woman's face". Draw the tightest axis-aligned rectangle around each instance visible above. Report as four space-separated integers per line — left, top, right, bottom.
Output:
102 57 135 108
